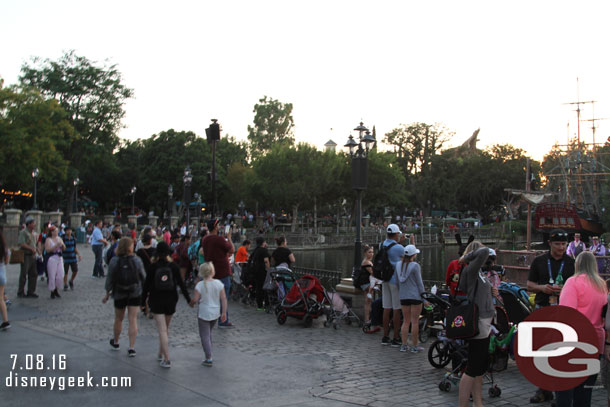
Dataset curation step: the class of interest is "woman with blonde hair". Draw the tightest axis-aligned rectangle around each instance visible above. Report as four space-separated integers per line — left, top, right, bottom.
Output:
190 262 227 367
558 251 607 406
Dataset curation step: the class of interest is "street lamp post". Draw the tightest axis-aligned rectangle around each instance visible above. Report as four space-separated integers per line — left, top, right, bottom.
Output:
167 184 173 219
183 166 193 230
205 119 221 217
73 177 79 212
345 122 376 272
130 186 137 215
32 168 39 210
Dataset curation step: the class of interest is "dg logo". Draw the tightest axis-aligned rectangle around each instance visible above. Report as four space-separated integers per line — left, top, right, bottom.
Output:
515 305 601 391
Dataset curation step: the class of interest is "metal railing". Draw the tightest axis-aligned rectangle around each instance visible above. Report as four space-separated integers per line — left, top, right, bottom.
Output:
291 266 342 289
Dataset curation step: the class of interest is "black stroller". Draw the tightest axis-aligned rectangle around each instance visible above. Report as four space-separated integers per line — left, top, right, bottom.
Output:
263 267 295 314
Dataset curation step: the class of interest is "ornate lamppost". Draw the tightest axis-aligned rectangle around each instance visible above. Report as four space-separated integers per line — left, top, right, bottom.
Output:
183 166 193 229
205 119 221 217
32 168 39 210
344 122 376 270
130 186 137 215
73 177 80 212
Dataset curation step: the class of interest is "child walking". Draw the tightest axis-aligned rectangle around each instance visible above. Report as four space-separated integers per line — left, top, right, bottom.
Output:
190 262 227 367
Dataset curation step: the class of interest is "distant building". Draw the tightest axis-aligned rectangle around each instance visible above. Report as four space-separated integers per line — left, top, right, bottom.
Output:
324 139 337 152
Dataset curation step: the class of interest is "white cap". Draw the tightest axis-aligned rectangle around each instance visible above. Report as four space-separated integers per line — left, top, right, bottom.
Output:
404 245 420 257
488 248 496 257
387 224 401 234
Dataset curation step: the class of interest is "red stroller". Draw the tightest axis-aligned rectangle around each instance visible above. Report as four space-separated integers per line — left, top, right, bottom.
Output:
276 274 327 327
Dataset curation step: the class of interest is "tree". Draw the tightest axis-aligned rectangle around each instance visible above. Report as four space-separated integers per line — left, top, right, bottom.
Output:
0 81 75 207
19 51 133 213
247 96 294 158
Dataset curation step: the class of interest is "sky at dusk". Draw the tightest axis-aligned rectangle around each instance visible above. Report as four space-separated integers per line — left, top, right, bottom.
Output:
2 0 610 160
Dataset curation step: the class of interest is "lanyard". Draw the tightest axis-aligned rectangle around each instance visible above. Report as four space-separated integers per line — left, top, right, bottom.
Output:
547 258 565 284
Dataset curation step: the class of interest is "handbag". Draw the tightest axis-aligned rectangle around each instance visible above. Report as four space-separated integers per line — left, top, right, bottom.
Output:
9 249 25 264
445 269 480 339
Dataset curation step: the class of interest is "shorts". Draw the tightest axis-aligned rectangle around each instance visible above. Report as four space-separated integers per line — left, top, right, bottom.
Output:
465 336 490 377
360 283 370 291
114 297 142 309
149 297 178 315
0 264 6 286
64 262 78 274
382 282 401 310
400 299 422 306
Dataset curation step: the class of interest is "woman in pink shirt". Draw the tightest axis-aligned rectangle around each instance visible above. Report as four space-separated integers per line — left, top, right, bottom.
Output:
559 251 608 407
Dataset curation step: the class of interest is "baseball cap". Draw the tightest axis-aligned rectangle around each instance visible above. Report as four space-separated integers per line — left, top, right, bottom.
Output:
488 248 497 257
387 224 401 235
549 229 569 242
404 245 420 257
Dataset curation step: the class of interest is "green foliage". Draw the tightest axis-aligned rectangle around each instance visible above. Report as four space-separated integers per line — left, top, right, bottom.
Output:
0 84 75 194
247 96 294 158
18 51 133 213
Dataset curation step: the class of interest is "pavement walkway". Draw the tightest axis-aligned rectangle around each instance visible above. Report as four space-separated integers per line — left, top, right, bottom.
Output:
0 245 606 406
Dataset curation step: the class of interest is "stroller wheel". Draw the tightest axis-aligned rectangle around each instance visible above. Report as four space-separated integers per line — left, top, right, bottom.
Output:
333 322 338 330
428 339 452 368
303 314 313 328
323 319 331 328
488 386 501 398
277 311 287 325
274 305 281 316
345 319 352 326
439 381 451 392
419 328 430 344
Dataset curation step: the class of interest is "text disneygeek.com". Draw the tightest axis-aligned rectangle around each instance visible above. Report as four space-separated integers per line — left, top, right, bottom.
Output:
4 354 131 391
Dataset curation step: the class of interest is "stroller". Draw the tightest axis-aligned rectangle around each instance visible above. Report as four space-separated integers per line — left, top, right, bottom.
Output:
419 292 452 343
435 325 516 397
276 274 327 327
230 262 256 306
498 282 532 324
324 289 362 329
263 267 296 314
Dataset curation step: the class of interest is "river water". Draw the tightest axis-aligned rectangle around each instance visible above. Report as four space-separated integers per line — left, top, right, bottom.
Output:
293 245 462 282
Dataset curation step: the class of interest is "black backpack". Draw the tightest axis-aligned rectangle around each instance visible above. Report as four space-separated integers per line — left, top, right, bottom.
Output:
352 266 371 289
372 242 398 281
154 264 175 292
115 256 140 296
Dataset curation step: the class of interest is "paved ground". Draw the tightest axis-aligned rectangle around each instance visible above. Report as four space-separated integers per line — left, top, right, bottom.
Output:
0 246 606 406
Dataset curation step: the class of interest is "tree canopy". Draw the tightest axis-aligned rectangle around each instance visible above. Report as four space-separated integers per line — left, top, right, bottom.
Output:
247 96 294 158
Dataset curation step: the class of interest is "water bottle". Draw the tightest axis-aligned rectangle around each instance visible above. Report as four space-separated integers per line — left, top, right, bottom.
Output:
431 284 437 295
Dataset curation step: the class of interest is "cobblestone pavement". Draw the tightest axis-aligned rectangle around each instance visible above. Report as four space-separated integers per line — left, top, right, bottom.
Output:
2 246 606 406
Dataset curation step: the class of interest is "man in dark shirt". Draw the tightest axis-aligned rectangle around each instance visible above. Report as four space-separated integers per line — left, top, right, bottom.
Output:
526 228 575 404
201 219 235 328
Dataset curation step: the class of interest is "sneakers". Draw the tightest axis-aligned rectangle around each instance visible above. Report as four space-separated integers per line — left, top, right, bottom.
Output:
202 359 213 367
530 390 553 403
391 338 402 347
109 339 120 351
69 281 74 290
399 344 409 352
128 349 136 357
218 322 234 329
63 285 69 291
159 360 171 368
410 346 424 353
0 321 11 330
381 336 391 345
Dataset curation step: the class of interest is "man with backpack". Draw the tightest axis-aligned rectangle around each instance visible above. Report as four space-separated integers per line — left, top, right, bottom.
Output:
378 224 407 347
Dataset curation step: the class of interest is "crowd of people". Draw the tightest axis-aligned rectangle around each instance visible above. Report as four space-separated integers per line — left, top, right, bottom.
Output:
4 217 610 406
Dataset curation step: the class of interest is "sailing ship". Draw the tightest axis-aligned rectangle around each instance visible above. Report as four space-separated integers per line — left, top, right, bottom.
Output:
534 96 609 237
